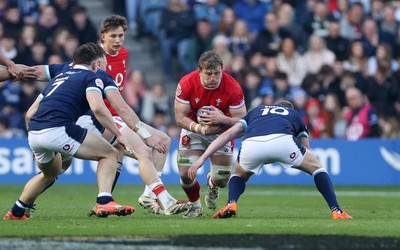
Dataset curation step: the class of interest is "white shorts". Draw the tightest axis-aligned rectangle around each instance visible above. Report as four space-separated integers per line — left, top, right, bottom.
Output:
178 129 233 155
76 115 102 137
28 126 85 164
238 134 306 173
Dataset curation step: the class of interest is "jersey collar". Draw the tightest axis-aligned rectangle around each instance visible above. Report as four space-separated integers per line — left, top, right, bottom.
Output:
73 65 89 70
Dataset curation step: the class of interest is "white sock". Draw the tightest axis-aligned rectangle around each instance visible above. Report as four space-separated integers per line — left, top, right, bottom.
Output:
157 190 176 210
98 192 112 197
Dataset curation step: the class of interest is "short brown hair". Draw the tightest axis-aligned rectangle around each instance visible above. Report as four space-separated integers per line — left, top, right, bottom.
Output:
198 50 223 71
73 42 105 65
274 99 294 109
100 15 128 33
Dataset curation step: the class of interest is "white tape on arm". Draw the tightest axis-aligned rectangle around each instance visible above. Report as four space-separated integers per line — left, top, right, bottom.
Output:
135 121 151 139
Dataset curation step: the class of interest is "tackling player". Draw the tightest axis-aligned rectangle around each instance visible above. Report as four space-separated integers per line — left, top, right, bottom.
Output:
188 100 353 220
174 50 247 218
3 43 134 220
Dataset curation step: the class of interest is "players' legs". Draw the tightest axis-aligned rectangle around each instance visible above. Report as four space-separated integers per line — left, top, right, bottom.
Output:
295 148 346 215
121 128 185 214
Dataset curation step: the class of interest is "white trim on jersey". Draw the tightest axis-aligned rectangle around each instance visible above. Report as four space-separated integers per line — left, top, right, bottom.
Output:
104 86 119 93
175 96 190 105
86 87 102 93
229 100 245 109
44 65 51 81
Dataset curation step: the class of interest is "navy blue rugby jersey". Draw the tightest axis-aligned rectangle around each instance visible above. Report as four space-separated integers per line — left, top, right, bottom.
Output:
29 66 107 131
45 63 118 92
240 105 309 141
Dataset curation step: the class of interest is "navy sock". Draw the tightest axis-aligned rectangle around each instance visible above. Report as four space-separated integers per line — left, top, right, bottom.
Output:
11 199 29 217
227 175 246 204
111 162 123 192
96 196 113 205
313 170 340 212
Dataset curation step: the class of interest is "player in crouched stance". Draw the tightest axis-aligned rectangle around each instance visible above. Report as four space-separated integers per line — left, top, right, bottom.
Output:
175 50 246 218
188 100 352 220
3 43 135 220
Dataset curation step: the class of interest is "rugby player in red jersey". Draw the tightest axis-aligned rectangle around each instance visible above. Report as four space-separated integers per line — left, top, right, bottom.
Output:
174 50 247 218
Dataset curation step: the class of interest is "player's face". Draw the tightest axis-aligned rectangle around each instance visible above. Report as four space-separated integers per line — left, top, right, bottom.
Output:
199 66 222 89
101 26 125 55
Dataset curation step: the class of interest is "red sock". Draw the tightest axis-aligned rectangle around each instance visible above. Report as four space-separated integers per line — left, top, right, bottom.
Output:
182 180 200 202
152 184 166 196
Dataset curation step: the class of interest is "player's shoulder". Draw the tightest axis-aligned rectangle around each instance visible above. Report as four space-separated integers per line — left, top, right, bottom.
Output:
119 46 129 56
179 70 199 86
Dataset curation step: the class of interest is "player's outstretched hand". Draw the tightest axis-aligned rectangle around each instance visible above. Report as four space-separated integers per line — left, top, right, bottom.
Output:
145 136 167 154
20 65 39 80
188 159 205 180
7 63 24 80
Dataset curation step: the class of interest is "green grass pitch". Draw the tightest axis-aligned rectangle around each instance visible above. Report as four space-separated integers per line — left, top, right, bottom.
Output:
1 184 400 238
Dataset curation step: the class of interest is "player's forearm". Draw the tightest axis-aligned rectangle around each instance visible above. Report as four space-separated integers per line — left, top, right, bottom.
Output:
0 70 12 81
92 108 122 138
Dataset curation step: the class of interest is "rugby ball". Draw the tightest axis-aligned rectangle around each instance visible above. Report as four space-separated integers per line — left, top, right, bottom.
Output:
196 106 212 125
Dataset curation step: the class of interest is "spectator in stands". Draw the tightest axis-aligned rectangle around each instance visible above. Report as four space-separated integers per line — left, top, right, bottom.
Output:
60 33 79 61
0 34 18 60
70 5 98 44
195 0 226 31
17 80 40 128
304 35 336 74
367 43 398 76
304 98 333 138
276 37 307 88
216 7 236 37
166 123 180 139
242 69 261 110
232 0 271 36
359 18 379 58
325 20 350 61
260 56 278 88
343 40 368 75
139 0 167 38
330 0 350 21
0 117 13 138
159 0 196 80
17 24 37 61
277 3 307 53
249 84 274 110
378 4 400 52
365 65 399 119
50 0 77 28
187 19 216 70
228 19 251 57
340 2 364 40
2 4 23 40
272 71 291 100
36 5 59 47
141 83 171 125
289 87 308 118
51 27 70 55
370 0 384 22
229 54 247 85
323 93 347 138
344 86 380 140
301 73 323 101
123 69 148 114
251 12 285 57
212 34 232 70
24 39 47 65
303 1 331 38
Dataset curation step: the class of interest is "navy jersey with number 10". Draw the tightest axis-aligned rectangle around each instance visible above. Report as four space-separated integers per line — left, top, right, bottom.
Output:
29 66 106 131
240 105 309 141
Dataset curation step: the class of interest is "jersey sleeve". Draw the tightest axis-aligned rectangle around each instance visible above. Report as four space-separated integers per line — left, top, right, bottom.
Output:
97 69 119 95
175 82 190 105
228 80 245 109
46 62 72 80
86 73 106 95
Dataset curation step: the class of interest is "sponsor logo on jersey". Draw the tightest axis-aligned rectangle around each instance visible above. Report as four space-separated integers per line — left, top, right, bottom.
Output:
95 78 104 89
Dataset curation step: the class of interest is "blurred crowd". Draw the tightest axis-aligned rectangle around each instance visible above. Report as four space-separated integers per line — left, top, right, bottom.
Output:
1 0 400 140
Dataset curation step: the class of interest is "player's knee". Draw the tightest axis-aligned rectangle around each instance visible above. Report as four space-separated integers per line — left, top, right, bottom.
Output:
210 163 231 187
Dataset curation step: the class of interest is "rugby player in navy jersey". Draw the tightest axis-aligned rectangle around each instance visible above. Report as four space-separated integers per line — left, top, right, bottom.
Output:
21 56 188 217
188 100 352 220
3 43 135 220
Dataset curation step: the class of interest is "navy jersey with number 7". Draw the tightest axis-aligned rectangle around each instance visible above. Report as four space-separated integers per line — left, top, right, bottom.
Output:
28 66 106 131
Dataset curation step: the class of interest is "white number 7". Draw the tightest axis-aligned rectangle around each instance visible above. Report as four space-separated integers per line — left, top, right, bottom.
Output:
45 80 65 97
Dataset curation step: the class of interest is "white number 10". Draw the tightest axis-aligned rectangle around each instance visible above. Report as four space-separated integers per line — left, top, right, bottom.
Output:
261 107 289 116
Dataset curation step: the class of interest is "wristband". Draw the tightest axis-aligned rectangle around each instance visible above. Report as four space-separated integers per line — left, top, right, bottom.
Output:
194 124 200 133
201 125 206 135
134 121 151 139
189 121 195 132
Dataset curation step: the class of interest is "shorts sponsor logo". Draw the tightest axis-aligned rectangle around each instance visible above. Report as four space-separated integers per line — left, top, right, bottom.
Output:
63 144 71 151
290 152 296 159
